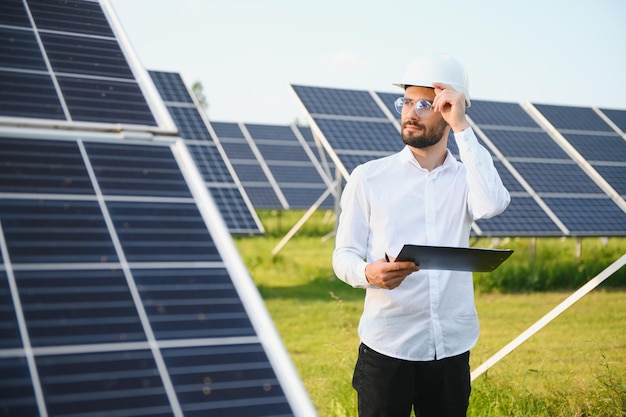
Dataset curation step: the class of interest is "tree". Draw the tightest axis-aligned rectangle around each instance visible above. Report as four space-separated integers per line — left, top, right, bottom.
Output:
191 81 208 111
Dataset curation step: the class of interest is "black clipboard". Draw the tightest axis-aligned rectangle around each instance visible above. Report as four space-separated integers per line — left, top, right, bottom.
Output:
394 244 513 272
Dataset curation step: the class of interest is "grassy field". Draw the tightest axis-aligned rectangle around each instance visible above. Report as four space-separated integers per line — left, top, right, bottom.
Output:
235 210 626 416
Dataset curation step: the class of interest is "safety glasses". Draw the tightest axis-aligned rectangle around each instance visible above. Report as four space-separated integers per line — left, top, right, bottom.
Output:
394 97 433 118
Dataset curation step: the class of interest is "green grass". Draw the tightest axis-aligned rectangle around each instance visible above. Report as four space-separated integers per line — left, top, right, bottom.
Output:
234 210 626 416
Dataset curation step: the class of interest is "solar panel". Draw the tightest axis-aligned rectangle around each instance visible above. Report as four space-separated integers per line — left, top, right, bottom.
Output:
213 121 335 210
594 165 626 197
600 108 626 133
0 1 316 415
534 105 626 196
210 122 284 210
0 0 170 129
528 103 626 233
149 71 263 235
533 103 613 132
0 132 316 417
471 100 625 236
291 84 401 185
559 133 626 163
243 123 335 209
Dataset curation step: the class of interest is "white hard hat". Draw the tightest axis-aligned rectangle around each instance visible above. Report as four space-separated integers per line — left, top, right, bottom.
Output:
393 53 471 107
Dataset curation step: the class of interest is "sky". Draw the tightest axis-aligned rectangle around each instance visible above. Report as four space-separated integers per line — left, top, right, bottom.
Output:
108 0 626 125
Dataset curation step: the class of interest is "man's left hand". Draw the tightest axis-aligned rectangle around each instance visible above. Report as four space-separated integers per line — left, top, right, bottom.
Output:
432 82 470 133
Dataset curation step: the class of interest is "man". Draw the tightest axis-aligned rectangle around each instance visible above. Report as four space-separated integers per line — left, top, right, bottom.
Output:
332 53 510 416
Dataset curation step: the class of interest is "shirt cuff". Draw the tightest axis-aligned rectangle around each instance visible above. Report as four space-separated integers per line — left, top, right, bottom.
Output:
453 127 480 154
356 261 371 288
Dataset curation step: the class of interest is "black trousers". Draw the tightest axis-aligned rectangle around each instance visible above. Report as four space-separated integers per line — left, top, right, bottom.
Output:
352 344 471 417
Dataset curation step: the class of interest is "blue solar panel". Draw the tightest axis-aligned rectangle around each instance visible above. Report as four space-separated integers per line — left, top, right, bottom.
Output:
28 0 115 37
376 91 402 120
36 350 173 415
0 71 65 120
0 0 160 126
314 119 402 153
600 108 626 132
221 140 259 161
212 121 334 210
534 104 613 132
542 197 626 234
168 107 214 140
211 121 246 138
594 165 626 196
0 357 37 416
87 141 193 197
0 0 30 27
0 2 315 413
335 153 380 175
296 125 337 176
526 104 626 229
1 198 118 264
469 100 538 127
246 124 297 140
493 161 525 193
255 142 312 162
188 144 236 183
19 268 142 345
245 186 285 208
0 134 314 416
475 196 561 236
60 76 158 124
244 123 335 209
292 84 386 118
0 137 93 194
41 32 134 78
560 133 626 162
0 27 47 70
480 129 570 159
208 122 284 210
470 99 626 236
149 71 263 235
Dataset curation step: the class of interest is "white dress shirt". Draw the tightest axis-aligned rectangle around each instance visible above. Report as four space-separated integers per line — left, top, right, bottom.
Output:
333 128 510 361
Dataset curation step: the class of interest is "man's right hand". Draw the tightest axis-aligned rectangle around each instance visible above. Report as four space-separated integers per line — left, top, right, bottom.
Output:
365 257 420 289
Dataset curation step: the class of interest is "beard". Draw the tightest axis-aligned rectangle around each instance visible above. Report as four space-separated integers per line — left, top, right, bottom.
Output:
401 118 448 149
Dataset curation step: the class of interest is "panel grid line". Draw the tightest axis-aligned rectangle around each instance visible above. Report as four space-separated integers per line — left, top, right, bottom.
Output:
0 219 49 417
523 102 626 213
468 115 569 235
23 0 71 121
77 139 185 417
239 122 289 209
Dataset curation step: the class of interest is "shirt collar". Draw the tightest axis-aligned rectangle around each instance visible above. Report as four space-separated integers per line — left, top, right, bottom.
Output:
399 145 456 171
